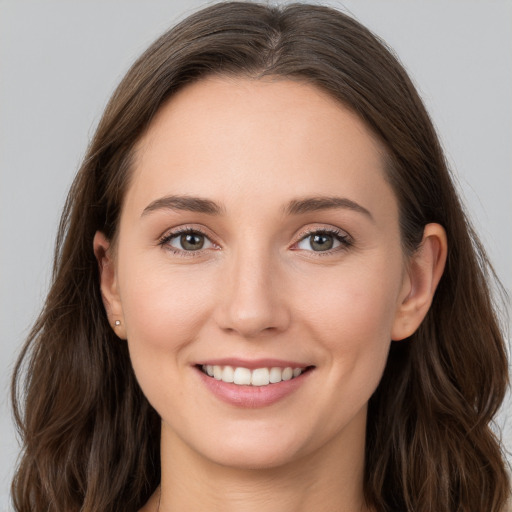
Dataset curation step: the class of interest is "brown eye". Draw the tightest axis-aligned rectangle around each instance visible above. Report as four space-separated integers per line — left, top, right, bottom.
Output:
296 230 350 252
180 233 205 250
310 233 334 251
165 230 214 252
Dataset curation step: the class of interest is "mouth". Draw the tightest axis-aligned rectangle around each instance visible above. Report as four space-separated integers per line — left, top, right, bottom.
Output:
197 364 314 387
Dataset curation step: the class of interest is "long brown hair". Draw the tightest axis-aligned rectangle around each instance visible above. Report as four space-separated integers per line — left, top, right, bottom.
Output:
11 2 510 511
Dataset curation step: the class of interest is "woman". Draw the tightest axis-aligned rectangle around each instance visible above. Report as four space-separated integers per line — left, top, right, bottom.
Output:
11 2 510 511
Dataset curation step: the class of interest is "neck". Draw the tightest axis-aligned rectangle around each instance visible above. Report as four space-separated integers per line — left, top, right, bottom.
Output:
150 409 370 512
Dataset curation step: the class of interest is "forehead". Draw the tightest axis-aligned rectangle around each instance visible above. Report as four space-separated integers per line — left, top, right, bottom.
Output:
125 76 395 220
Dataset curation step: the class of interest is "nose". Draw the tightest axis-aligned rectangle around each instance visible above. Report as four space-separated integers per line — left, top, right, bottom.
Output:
214 246 291 339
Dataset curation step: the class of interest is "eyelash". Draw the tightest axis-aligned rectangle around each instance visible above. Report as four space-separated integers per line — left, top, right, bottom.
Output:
158 226 353 257
294 227 353 256
158 227 216 258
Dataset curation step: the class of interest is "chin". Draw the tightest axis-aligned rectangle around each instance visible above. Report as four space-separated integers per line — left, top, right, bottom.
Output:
193 423 322 471
207 443 302 471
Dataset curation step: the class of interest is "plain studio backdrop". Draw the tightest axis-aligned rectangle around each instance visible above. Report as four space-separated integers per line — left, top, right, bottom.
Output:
1 0 511 508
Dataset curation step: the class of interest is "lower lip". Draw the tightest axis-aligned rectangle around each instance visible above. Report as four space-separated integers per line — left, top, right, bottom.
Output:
195 367 313 408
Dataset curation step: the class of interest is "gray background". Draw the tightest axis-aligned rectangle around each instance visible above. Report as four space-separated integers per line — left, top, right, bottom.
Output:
1 0 511 509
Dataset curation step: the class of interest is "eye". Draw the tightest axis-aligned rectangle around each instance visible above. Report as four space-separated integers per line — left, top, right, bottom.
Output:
160 228 215 253
295 229 351 252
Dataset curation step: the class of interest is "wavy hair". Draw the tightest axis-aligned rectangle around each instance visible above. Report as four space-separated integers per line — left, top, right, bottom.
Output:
11 2 510 511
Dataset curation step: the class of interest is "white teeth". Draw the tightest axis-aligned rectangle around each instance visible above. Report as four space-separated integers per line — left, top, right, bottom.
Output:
282 367 293 381
251 368 270 386
233 367 251 385
221 365 234 383
201 365 306 386
269 367 282 383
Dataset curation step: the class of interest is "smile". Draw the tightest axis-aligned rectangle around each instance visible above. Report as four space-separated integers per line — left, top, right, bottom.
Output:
195 360 315 407
200 365 306 386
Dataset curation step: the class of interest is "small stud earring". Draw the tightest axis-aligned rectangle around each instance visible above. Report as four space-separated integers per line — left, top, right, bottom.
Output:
115 320 121 326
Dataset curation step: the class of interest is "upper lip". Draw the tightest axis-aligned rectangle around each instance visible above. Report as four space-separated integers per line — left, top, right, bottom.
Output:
194 358 313 370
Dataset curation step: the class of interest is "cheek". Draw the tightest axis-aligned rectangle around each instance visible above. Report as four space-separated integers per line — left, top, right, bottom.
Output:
301 260 401 341
296 259 402 386
296 265 401 433
117 254 217 366
116 255 223 419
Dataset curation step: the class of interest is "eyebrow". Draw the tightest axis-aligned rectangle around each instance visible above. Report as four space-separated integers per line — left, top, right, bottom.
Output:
284 196 374 220
141 195 225 216
141 194 373 220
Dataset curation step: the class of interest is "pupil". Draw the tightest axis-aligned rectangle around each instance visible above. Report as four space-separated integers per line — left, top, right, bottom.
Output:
311 234 333 251
181 233 204 250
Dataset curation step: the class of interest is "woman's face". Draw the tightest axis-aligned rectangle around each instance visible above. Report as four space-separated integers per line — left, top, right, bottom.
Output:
100 77 414 469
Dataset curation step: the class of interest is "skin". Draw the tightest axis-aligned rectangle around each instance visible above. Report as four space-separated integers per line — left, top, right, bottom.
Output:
94 77 447 512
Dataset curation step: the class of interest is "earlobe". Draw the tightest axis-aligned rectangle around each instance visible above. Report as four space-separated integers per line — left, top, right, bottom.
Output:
93 231 126 339
391 223 447 341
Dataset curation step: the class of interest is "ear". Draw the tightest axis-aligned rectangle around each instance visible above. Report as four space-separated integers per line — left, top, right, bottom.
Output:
391 223 447 341
93 231 126 339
